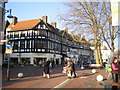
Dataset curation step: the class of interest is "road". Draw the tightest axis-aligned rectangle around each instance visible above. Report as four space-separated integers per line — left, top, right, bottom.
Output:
1 64 119 89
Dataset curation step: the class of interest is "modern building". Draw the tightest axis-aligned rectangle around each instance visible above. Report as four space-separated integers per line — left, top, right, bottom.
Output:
6 16 94 65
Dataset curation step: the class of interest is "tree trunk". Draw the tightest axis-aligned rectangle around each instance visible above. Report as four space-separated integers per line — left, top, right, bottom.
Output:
98 42 103 66
111 26 115 52
94 26 99 64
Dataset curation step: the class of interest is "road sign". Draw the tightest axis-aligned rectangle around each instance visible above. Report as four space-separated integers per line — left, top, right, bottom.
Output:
5 43 13 54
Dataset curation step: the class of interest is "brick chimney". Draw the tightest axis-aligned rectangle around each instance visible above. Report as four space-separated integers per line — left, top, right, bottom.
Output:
65 27 68 32
42 16 47 23
71 31 74 35
51 22 56 28
12 16 18 25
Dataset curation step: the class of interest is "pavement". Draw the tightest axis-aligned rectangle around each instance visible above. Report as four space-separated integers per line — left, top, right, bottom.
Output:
1 64 120 89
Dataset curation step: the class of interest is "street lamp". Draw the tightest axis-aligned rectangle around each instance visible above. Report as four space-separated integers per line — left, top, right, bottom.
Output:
6 9 14 81
0 1 13 81
7 9 13 18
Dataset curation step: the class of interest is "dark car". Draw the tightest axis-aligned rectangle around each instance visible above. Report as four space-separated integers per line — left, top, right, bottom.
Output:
2 60 14 68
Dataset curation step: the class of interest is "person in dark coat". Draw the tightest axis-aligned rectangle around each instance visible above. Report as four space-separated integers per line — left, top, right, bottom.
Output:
111 57 120 83
51 60 55 68
70 61 76 78
43 60 51 79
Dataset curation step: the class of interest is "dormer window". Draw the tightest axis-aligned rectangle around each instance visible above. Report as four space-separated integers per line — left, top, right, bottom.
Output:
38 25 41 29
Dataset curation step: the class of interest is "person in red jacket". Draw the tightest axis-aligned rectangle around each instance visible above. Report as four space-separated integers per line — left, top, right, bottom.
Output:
111 57 120 83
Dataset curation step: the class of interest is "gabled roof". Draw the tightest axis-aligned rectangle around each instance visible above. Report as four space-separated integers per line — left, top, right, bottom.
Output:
60 30 73 41
8 19 41 31
7 18 60 35
46 23 60 34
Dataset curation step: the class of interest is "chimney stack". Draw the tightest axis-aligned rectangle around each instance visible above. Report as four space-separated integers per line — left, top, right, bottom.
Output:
71 31 74 35
42 16 47 23
51 22 56 28
65 27 68 32
12 16 18 25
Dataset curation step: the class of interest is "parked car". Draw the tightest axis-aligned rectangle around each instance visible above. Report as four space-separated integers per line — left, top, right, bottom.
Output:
2 60 14 68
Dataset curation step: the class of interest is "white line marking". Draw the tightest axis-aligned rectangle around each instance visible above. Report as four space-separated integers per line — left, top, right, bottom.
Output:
51 79 72 89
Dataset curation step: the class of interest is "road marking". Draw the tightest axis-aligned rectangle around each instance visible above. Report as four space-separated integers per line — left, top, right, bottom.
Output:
51 79 73 89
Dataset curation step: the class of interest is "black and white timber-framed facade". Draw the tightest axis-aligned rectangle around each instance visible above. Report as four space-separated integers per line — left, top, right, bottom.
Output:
6 16 94 65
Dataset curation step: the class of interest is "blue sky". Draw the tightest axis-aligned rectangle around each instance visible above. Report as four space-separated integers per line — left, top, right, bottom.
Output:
5 1 119 51
5 1 67 29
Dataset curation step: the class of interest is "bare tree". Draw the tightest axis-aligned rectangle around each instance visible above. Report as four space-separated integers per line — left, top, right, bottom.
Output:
58 0 117 64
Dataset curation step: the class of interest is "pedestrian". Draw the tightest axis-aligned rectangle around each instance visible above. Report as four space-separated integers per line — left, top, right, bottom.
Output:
39 60 42 68
51 60 54 68
111 57 120 83
56 59 59 66
42 59 51 79
65 59 76 79
70 60 76 78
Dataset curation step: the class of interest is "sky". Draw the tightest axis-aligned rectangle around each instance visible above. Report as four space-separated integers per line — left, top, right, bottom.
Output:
5 1 68 30
5 0 120 52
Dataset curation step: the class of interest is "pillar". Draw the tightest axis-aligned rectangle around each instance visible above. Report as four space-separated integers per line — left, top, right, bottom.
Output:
30 57 34 65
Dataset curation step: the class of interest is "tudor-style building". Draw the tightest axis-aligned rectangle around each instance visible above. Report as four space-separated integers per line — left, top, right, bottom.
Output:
6 16 94 65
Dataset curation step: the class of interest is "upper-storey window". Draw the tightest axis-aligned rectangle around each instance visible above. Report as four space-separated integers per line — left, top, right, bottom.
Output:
52 32 55 39
27 40 30 49
21 31 25 37
28 30 32 38
48 31 52 38
35 30 38 35
21 40 25 49
10 32 13 38
14 32 19 38
38 30 47 37
37 22 46 29
14 41 18 50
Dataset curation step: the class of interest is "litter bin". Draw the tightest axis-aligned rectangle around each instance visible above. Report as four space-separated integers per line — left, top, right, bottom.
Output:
105 64 112 73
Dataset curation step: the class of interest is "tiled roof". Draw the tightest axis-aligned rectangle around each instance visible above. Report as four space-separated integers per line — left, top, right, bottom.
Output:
8 19 41 31
60 30 73 41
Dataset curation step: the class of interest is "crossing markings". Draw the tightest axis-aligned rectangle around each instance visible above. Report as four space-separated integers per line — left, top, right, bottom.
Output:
51 79 73 89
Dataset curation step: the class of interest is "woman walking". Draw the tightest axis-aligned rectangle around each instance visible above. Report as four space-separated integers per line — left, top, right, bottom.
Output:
111 57 120 83
66 58 76 79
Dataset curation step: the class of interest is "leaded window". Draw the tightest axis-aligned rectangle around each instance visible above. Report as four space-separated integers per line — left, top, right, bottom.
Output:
14 41 18 50
21 40 25 49
14 32 19 38
27 40 30 48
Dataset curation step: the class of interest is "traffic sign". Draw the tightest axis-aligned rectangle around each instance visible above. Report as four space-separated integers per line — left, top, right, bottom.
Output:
5 43 13 54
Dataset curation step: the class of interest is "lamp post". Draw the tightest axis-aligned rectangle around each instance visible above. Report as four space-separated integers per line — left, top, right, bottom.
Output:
5 9 13 81
5 42 13 81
